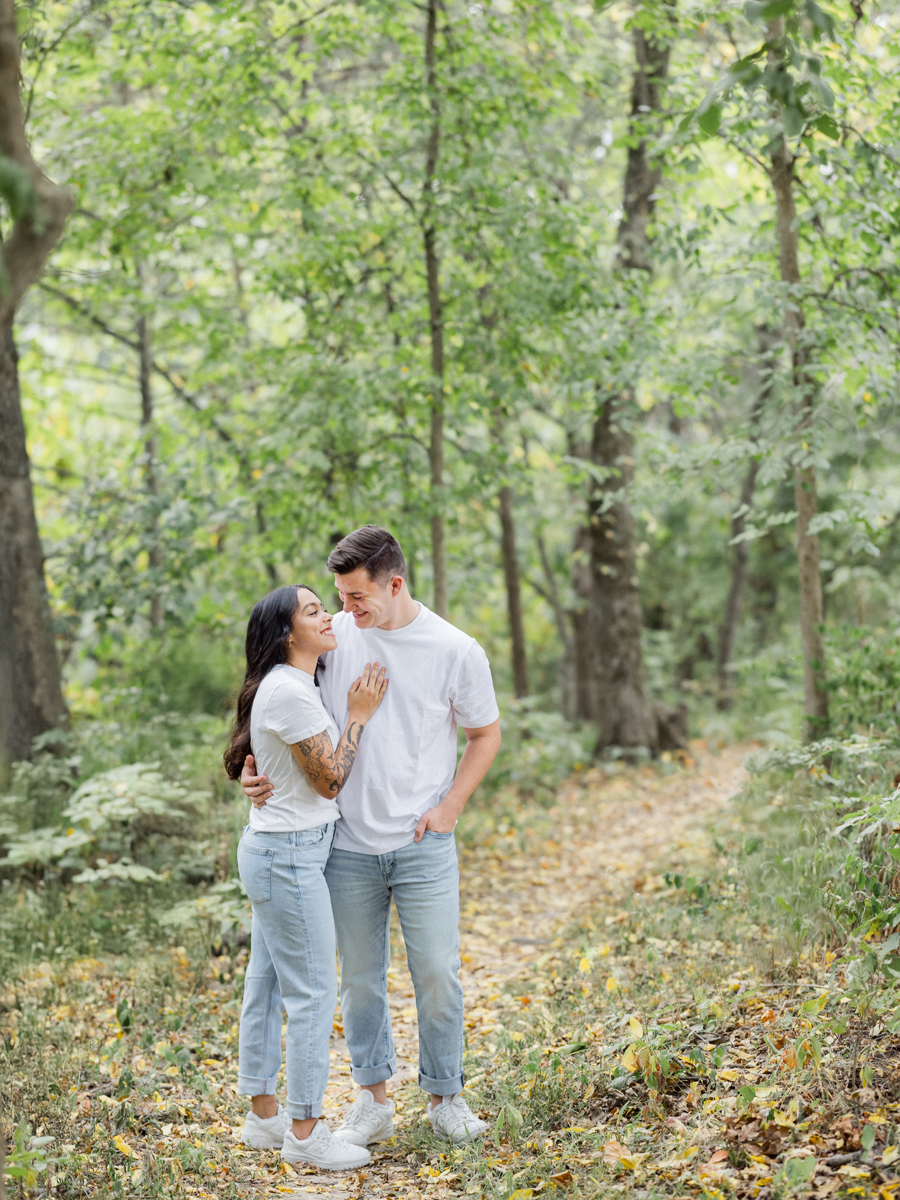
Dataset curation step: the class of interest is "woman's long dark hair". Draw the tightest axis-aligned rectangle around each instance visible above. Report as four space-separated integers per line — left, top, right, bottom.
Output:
223 585 318 780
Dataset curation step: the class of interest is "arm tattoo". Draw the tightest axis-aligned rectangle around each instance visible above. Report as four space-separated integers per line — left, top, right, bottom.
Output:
295 724 364 795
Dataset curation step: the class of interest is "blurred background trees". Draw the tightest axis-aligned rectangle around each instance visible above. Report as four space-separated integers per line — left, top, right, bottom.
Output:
5 0 900 777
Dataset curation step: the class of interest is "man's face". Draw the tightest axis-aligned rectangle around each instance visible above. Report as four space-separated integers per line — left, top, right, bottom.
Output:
334 568 397 630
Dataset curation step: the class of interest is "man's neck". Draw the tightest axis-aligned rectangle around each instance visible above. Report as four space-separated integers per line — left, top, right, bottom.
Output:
376 590 420 632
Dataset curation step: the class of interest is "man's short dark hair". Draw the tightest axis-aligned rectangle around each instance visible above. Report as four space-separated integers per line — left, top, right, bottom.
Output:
327 525 407 583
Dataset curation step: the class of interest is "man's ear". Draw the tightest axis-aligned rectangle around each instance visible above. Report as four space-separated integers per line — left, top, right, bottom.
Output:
390 574 404 596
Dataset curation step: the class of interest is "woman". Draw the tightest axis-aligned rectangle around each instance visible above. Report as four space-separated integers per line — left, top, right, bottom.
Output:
223 585 387 1171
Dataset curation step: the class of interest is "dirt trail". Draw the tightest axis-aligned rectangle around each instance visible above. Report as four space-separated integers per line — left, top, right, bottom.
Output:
295 743 751 1196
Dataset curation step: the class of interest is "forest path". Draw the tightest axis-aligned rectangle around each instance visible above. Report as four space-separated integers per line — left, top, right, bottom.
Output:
292 742 752 1198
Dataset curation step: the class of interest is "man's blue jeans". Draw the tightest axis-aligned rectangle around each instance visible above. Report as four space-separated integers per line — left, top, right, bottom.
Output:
325 830 465 1096
236 823 337 1120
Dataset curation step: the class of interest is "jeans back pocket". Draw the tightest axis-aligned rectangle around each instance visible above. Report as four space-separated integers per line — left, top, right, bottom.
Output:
238 843 275 903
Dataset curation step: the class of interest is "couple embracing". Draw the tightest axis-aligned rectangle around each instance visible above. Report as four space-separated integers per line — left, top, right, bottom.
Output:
223 526 501 1172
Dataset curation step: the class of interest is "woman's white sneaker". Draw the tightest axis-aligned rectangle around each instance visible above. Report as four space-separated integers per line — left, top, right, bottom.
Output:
281 1122 371 1171
334 1091 395 1146
427 1094 488 1144
241 1106 290 1149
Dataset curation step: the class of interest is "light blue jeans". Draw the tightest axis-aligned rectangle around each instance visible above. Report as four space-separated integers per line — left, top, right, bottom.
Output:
236 823 337 1120
325 830 464 1096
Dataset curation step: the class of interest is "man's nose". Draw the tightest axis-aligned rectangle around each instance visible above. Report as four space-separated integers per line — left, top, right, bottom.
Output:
342 597 353 612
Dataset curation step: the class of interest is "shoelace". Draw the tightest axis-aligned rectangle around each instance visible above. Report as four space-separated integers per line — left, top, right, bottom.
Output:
343 1102 381 1131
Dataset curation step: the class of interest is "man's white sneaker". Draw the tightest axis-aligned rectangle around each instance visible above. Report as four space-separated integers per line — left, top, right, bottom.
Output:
427 1094 488 1145
334 1091 395 1147
281 1122 371 1171
241 1106 290 1149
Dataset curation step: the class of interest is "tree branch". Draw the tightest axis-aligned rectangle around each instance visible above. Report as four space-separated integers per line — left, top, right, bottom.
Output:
0 0 74 328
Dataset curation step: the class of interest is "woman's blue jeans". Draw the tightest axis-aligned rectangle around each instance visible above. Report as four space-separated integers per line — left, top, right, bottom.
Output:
325 830 465 1096
236 823 337 1120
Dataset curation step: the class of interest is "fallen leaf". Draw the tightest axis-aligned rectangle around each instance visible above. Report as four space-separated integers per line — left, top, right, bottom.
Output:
603 1140 631 1167
549 1170 573 1186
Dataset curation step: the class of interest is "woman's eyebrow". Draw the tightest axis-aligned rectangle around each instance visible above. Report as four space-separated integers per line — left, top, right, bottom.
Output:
303 602 319 612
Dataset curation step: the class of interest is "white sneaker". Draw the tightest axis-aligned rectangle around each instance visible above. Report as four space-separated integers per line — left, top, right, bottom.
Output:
334 1090 395 1146
281 1122 371 1171
241 1106 290 1149
427 1094 489 1144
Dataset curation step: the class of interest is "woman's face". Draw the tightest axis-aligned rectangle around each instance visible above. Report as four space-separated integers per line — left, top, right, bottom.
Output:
289 588 337 656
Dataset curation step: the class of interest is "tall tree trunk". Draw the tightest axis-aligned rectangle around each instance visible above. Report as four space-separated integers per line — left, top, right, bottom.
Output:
498 484 529 698
0 328 68 773
716 325 777 709
422 0 447 618
590 399 657 751
569 522 597 721
767 17 829 738
534 530 576 717
589 18 671 756
0 0 74 775
137 307 162 628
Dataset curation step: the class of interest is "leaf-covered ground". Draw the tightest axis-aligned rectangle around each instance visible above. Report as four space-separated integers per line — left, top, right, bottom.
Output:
5 743 900 1199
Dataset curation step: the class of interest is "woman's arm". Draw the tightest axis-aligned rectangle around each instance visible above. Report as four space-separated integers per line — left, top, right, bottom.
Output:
289 663 387 799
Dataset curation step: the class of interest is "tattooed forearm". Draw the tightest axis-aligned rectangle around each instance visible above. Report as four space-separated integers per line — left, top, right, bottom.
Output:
293 723 365 797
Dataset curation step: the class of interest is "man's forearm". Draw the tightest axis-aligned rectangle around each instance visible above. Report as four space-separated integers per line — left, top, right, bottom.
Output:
440 726 501 820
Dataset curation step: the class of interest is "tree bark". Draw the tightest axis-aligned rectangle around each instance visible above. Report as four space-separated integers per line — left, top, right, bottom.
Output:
767 17 829 738
423 0 447 618
589 398 657 752
568 522 597 721
137 306 162 628
588 19 671 756
716 325 777 709
498 484 529 698
0 0 74 774
0 327 68 773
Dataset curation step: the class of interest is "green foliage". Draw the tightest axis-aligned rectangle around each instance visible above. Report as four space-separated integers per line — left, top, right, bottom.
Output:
825 624 900 737
2 1121 56 1191
2 762 202 883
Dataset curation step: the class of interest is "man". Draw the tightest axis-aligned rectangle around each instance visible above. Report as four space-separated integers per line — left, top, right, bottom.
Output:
241 525 501 1146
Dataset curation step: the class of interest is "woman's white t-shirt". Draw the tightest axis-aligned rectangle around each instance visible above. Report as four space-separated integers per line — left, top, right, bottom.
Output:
248 664 341 832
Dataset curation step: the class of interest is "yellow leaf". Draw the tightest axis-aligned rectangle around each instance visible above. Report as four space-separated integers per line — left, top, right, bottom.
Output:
676 1146 699 1162
718 1069 738 1081
508 1192 534 1200
621 1044 638 1071
579 957 592 974
597 943 611 957
618 1154 647 1171
882 1145 899 1166
165 1065 180 1076
606 976 619 993
114 1135 136 1159
629 1016 643 1039
511 1031 525 1042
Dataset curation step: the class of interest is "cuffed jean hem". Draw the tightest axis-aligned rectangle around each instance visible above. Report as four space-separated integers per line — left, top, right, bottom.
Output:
349 1057 398 1086
419 1070 465 1096
286 1101 323 1120
237 1073 279 1096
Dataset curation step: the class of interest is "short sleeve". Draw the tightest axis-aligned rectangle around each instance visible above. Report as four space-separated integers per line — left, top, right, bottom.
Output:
449 643 500 729
265 682 330 745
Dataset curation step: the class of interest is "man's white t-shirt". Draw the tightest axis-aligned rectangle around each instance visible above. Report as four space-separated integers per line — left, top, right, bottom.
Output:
318 604 499 855
249 664 341 833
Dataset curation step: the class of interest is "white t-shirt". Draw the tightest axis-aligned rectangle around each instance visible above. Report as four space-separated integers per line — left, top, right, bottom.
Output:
248 664 341 833
318 604 499 855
